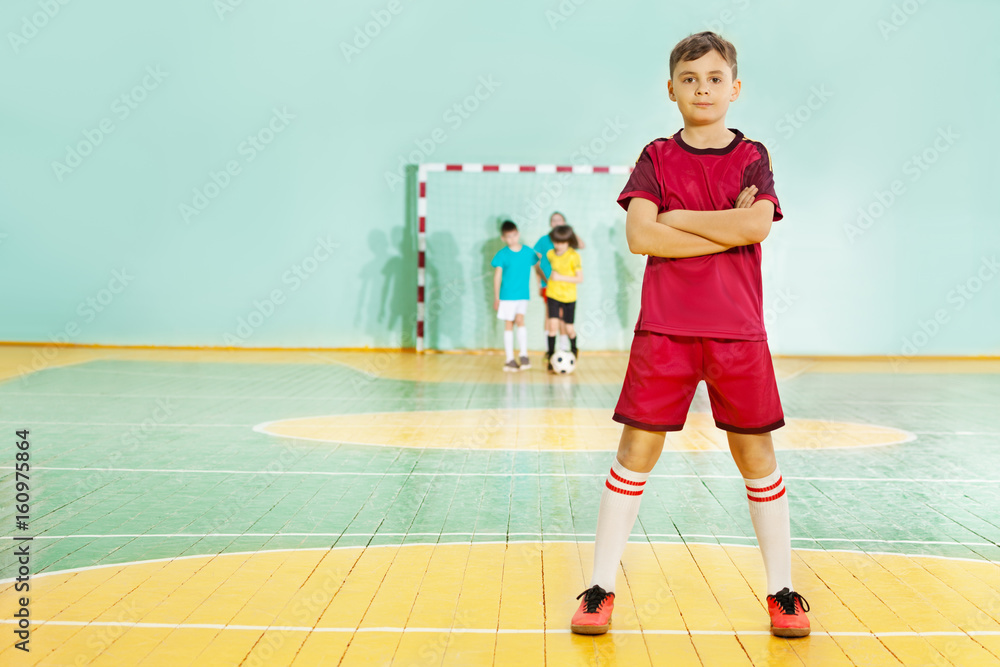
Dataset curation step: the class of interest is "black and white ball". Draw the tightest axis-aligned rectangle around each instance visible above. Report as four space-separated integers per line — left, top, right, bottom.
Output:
551 350 576 374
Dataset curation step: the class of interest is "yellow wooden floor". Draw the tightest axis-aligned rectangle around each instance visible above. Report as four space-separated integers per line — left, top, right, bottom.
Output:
3 543 999 666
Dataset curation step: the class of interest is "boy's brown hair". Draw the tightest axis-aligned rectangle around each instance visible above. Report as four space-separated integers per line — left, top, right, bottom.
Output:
550 224 579 249
669 31 737 80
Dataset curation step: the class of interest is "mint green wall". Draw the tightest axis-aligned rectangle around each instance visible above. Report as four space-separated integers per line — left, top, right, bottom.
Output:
2 0 998 355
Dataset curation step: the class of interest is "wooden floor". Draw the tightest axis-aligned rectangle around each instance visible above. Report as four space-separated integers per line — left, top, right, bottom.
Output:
1 345 999 666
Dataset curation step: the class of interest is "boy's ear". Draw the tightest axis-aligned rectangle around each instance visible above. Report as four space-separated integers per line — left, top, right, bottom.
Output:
730 78 742 101
667 79 676 101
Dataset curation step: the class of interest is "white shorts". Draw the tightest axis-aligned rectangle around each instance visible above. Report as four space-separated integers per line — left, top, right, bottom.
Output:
496 299 528 321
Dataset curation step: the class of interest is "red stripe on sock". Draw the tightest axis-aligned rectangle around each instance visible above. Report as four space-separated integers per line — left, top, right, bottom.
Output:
609 468 646 487
747 487 786 502
745 476 783 493
606 479 644 496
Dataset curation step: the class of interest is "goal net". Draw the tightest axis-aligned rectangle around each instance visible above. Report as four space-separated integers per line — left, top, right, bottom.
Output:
417 163 646 353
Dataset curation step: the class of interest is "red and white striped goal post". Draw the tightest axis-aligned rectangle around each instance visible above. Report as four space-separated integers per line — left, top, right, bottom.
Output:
416 162 633 353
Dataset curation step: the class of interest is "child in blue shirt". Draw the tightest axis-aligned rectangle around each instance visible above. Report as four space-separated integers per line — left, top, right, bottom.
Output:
492 220 539 371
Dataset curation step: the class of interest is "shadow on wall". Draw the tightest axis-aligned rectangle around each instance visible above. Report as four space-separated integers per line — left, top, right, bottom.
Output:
355 227 410 347
609 223 637 333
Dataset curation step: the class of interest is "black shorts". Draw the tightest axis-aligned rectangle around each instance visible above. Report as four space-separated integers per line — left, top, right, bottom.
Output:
546 297 576 324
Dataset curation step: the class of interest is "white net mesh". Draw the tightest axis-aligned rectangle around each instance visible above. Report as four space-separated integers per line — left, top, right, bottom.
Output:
422 168 646 351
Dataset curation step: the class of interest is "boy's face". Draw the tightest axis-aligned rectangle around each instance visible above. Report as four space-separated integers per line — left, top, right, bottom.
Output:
502 230 520 247
549 213 565 228
667 50 741 126
553 240 569 252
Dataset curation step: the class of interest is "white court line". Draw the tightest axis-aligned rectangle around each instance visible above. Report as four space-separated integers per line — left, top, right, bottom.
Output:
0 392 464 400
0 619 996 638
0 422 253 428
3 465 999 484
2 540 996 586
2 533 996 548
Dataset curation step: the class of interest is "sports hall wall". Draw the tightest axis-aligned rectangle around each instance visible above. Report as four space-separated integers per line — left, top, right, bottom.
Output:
1 0 997 356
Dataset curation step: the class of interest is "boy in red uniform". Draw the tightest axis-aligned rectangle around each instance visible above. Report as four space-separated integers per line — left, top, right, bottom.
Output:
570 32 811 638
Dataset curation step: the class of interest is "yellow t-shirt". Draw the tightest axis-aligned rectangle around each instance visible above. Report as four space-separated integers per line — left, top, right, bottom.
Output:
545 248 581 303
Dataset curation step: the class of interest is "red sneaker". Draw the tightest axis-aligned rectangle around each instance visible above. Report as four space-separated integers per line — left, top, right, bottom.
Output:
767 588 811 637
571 585 614 635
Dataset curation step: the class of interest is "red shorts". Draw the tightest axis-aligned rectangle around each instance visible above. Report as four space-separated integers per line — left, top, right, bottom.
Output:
613 332 784 434
540 286 547 301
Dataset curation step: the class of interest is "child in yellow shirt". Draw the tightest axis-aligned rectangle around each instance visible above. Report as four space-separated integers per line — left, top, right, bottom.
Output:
544 224 583 370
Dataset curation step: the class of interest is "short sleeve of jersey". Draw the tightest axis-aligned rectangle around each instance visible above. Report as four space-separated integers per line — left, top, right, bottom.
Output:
617 145 663 212
571 251 581 273
741 142 783 221
490 249 506 268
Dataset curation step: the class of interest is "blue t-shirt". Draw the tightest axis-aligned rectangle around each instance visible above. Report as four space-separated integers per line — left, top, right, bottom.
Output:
533 234 554 286
491 245 538 300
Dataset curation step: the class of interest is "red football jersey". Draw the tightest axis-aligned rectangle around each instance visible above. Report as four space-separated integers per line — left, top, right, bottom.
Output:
618 129 782 341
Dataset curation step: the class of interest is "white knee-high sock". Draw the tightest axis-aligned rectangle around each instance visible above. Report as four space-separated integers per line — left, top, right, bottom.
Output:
516 326 528 356
503 330 514 361
744 466 793 594
590 457 650 592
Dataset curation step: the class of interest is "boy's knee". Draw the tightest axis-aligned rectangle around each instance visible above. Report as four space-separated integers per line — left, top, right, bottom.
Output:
726 431 777 476
616 426 665 472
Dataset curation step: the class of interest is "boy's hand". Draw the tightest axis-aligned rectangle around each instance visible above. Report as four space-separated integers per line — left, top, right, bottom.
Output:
734 185 758 209
549 271 564 282
494 298 500 311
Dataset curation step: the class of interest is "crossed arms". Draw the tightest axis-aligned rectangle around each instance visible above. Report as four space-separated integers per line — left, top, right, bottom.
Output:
625 185 775 259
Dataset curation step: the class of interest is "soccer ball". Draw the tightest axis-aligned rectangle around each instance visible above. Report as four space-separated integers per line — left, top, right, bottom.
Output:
551 350 576 374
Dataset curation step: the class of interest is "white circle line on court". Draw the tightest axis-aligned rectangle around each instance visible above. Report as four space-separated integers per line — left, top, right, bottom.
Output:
2 533 997 549
0 619 996 639
251 410 918 452
3 465 996 485
1 540 996 586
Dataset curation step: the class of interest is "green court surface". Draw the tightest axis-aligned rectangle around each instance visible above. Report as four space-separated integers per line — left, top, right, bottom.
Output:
2 353 999 665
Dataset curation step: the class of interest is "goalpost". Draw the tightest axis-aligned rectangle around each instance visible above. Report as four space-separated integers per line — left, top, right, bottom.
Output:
416 162 642 353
